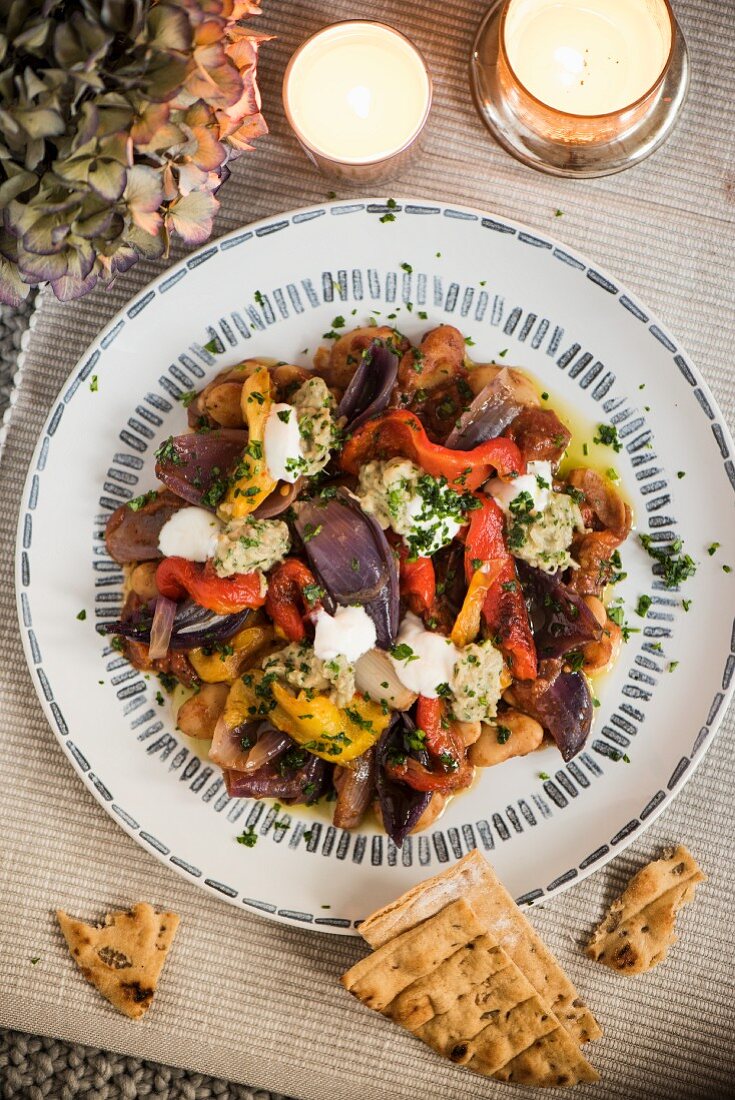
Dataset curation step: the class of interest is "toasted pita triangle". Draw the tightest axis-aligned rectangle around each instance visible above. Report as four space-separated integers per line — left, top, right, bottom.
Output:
343 899 598 1087
586 844 705 974
358 849 601 1044
56 902 180 1019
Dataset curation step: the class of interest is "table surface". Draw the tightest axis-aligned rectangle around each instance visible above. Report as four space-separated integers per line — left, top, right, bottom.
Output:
1 1 734 1098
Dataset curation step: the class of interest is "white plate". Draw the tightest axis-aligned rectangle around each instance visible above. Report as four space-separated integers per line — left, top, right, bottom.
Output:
16 198 735 934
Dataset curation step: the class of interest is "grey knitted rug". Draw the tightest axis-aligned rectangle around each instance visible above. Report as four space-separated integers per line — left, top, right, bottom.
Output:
0 300 292 1100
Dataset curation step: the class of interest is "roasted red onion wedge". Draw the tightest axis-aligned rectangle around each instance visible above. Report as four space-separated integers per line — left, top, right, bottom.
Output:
99 604 252 651
508 658 593 761
337 341 399 430
148 596 177 660
224 751 327 802
333 750 376 829
293 488 399 649
375 714 431 847
445 370 523 450
518 562 602 660
154 429 247 508
209 718 289 773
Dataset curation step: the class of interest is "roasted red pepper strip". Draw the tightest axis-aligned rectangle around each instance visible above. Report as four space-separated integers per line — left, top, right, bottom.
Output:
340 409 523 488
265 558 322 642
155 557 265 615
386 697 474 793
464 497 538 681
398 546 436 617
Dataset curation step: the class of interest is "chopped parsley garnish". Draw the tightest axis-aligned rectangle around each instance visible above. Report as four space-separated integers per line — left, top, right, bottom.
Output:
635 594 652 617
177 390 198 408
200 472 227 508
677 471 686 479
236 825 258 848
606 467 620 482
724 565 732 574
682 599 692 612
541 391 549 401
639 534 697 588
155 691 165 706
158 672 177 694
565 486 585 505
30 956 40 965
498 348 508 358
496 724 511 745
76 609 86 621
405 728 427 752
566 651 585 673
344 708 374 731
391 643 419 664
439 752 458 772
277 408 292 423
707 542 720 556
127 490 158 512
303 583 325 608
400 262 413 274
155 436 183 466
554 209 564 217
593 423 622 452
539 772 550 781
302 523 323 542
89 375 98 392
669 661 679 672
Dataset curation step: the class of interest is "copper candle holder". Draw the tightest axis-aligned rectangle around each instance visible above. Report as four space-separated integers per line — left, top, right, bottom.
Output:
470 0 690 178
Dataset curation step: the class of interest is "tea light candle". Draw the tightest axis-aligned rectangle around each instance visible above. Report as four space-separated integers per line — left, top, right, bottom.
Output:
470 0 688 177
283 22 432 182
503 0 672 117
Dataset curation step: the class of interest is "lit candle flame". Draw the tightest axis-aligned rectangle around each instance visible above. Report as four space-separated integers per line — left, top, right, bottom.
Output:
347 84 372 120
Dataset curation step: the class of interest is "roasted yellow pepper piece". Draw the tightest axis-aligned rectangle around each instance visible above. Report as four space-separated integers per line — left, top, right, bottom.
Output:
269 682 390 762
188 625 274 684
450 563 502 648
218 366 276 520
223 670 390 763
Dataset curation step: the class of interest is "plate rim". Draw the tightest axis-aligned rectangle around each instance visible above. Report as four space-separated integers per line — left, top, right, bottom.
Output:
15 195 735 934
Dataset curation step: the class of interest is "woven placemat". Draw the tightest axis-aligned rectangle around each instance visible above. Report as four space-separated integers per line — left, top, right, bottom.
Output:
1 1 734 1098
0 301 291 1100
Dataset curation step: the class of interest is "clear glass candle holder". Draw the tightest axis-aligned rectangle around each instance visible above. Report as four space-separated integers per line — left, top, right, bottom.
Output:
283 21 433 184
470 0 690 177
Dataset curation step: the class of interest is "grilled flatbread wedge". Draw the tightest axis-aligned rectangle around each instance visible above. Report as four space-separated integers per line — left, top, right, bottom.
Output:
358 849 600 1044
586 844 705 974
56 901 180 1019
343 899 599 1088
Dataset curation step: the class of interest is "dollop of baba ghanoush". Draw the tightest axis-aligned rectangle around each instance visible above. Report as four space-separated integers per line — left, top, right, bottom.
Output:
264 376 338 483
213 516 290 579
357 457 478 557
490 460 584 574
262 641 356 709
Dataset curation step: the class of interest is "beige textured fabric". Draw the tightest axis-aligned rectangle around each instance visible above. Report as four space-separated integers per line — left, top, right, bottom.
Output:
1 1 734 1097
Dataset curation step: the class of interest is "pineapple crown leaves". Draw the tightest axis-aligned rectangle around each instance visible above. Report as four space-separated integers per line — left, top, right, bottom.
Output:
0 0 270 305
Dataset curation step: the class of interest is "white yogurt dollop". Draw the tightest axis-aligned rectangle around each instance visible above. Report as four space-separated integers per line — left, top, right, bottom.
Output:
388 611 461 698
263 402 302 483
313 605 377 664
158 506 221 561
488 460 553 515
